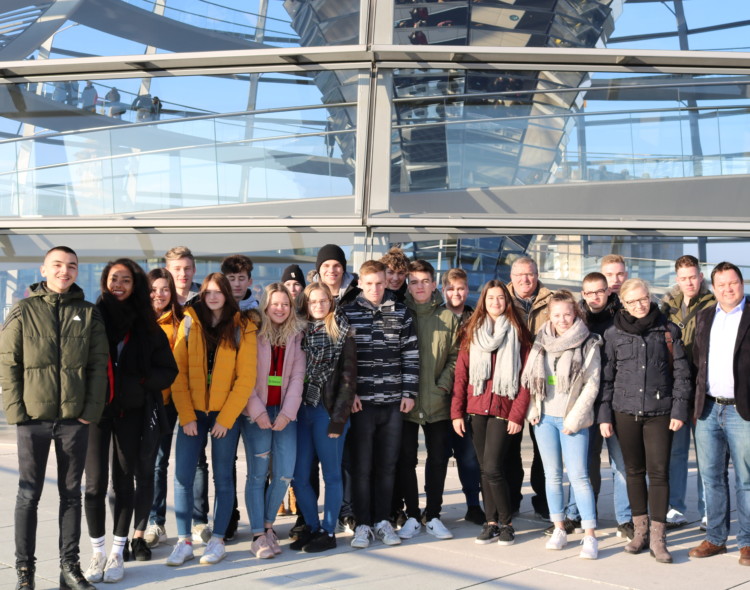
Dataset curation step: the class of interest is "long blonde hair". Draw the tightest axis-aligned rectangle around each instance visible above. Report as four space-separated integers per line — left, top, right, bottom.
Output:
302 282 341 341
258 283 304 346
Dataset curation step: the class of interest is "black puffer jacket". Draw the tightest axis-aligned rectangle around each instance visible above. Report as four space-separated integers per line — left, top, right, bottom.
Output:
599 311 693 423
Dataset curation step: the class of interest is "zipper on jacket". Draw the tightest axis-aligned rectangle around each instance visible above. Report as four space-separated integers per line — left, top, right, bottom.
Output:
55 296 62 417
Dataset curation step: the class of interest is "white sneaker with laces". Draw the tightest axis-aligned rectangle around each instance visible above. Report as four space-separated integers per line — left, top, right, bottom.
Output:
145 523 167 548
351 524 374 549
166 539 195 566
83 552 106 583
192 523 212 544
102 553 124 583
374 520 402 546
545 527 568 550
579 535 598 560
426 517 453 540
666 508 688 526
398 517 422 539
200 537 226 564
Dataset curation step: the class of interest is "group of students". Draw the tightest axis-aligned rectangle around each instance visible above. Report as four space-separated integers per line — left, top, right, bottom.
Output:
2 244 749 590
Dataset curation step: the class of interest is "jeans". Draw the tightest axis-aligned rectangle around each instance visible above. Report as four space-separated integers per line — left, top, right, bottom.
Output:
471 415 514 525
15 420 89 568
695 397 750 547
241 405 298 534
534 415 597 530
149 401 210 526
614 412 672 523
399 419 453 521
173 412 240 539
668 418 691 514
567 427 631 525
350 402 403 527
451 416 481 508
292 403 349 534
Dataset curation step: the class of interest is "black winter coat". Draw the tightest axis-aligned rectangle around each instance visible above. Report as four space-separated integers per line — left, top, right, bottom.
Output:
599 315 693 423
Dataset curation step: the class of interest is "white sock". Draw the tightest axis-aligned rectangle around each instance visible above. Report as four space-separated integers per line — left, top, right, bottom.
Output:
90 536 105 556
111 535 128 557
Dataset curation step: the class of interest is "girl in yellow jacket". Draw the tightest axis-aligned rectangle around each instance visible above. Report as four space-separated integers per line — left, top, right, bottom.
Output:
166 273 257 567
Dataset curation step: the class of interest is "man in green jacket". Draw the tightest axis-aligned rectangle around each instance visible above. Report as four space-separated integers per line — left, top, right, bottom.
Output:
396 260 459 541
0 246 108 590
660 254 716 529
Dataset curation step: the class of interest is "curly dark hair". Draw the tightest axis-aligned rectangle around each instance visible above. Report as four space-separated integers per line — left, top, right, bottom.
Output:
100 258 160 334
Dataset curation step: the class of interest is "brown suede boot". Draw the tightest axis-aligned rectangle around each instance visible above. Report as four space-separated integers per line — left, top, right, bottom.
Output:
624 514 649 554
649 521 672 563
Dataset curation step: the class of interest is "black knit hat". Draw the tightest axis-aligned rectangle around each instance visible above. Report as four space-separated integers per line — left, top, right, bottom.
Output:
281 264 306 288
316 244 347 273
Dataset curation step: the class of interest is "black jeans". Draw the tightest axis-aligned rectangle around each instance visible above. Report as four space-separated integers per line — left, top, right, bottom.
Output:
614 412 673 523
399 419 453 521
501 424 525 514
15 419 89 568
472 415 514 525
85 409 160 537
351 402 403 527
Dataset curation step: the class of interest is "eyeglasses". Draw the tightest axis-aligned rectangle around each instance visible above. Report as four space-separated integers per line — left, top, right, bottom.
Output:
583 289 607 297
624 296 650 308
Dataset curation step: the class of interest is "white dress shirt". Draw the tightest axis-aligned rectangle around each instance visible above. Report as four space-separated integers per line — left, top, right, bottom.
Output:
707 298 746 399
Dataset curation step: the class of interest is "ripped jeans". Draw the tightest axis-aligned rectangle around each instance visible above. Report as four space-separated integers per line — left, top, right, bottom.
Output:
241 406 298 534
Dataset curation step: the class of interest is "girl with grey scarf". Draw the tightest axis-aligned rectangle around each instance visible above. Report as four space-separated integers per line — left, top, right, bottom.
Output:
521 290 601 559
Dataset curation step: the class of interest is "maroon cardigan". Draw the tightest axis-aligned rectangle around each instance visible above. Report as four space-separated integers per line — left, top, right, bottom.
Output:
451 342 530 425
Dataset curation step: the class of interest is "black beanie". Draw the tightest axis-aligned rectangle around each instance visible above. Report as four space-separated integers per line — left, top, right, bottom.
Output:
316 244 347 273
281 264 306 288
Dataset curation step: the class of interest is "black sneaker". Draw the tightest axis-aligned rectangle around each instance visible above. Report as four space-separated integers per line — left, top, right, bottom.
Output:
289 515 307 540
15 566 34 590
497 525 515 546
60 562 94 590
475 523 501 545
303 531 337 553
464 505 485 526
544 517 582 536
616 521 635 540
131 537 151 561
290 525 315 551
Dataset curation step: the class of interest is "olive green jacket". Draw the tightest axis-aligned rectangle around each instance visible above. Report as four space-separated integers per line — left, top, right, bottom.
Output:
404 291 460 424
660 280 716 370
0 283 109 424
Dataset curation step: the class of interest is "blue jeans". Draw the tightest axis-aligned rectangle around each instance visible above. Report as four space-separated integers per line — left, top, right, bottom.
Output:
241 406 298 534
568 427 631 524
534 415 597 530
668 418 691 514
695 397 750 547
292 403 349 534
451 417 481 508
173 412 240 539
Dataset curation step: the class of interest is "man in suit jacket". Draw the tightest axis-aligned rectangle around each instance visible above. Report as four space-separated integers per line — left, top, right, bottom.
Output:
689 261 750 566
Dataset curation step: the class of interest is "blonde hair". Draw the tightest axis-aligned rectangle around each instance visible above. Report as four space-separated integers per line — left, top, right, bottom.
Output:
258 283 304 346
601 254 625 267
619 277 650 301
302 283 341 341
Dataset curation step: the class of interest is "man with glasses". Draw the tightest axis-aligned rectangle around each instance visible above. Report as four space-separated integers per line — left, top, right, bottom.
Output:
689 261 750 566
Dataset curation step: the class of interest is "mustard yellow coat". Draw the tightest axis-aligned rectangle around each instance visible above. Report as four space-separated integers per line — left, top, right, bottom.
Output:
157 310 179 404
172 307 258 429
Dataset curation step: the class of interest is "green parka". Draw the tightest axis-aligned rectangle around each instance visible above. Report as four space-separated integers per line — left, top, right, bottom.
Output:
659 280 716 369
404 290 459 425
0 283 108 424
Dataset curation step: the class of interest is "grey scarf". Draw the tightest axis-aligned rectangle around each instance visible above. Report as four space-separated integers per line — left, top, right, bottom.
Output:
468 315 520 398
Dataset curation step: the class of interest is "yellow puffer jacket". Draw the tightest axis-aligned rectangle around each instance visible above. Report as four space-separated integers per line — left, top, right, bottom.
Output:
172 307 258 429
157 310 179 404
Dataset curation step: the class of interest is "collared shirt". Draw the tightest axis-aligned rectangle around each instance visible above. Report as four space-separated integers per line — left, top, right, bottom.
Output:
707 298 746 399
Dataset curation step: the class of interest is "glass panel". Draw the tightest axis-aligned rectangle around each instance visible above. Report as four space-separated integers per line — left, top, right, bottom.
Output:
0 0 361 61
391 70 750 193
0 71 360 216
392 0 750 52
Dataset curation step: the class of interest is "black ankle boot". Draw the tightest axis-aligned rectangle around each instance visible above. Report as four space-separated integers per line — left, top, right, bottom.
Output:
131 537 152 561
60 562 95 590
15 566 34 590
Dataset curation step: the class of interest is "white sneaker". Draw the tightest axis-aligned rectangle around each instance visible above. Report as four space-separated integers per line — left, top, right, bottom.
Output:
192 523 212 544
351 524 374 549
398 517 422 539
374 520 402 546
426 517 453 540
200 537 226 565
83 553 106 583
102 554 124 583
579 535 598 560
166 539 195 566
546 527 568 550
666 508 688 526
145 523 167 548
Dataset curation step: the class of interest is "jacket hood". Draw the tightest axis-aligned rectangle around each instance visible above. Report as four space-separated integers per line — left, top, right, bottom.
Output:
661 279 712 308
355 288 396 311
29 281 85 301
507 281 551 307
405 289 445 315
239 290 260 311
